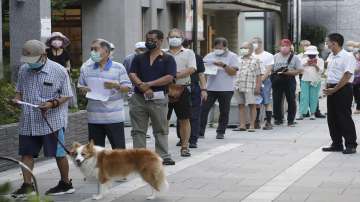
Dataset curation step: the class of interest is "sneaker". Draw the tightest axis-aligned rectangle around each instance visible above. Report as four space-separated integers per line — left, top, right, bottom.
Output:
45 180 75 196
296 115 304 120
322 146 344 152
162 158 175 166
216 133 225 139
343 147 357 154
310 114 316 120
11 183 36 198
315 112 326 118
254 121 261 129
262 122 273 130
180 149 191 157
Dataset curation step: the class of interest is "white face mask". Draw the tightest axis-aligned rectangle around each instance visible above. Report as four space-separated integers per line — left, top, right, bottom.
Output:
239 48 250 56
214 49 225 56
169 37 183 47
252 43 259 50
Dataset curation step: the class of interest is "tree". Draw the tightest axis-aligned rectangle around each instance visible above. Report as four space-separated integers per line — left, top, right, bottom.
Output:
301 23 328 46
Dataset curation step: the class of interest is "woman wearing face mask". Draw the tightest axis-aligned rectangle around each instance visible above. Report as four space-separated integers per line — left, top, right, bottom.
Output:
298 46 324 120
45 32 71 72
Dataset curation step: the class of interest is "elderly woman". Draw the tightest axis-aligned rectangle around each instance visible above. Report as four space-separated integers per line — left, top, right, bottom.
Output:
46 32 71 71
298 46 324 120
233 42 262 132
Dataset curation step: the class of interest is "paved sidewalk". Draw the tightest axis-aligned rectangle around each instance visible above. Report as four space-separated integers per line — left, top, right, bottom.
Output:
1 100 360 202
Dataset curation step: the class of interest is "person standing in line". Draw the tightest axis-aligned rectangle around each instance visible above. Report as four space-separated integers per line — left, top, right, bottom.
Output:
353 48 360 114
322 33 357 154
123 42 147 73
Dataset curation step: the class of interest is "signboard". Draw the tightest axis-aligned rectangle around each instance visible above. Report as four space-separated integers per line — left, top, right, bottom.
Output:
185 0 204 40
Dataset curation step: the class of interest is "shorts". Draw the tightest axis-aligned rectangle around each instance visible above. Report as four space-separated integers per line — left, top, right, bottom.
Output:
19 128 66 158
168 87 191 120
88 122 126 149
261 78 272 105
234 90 257 105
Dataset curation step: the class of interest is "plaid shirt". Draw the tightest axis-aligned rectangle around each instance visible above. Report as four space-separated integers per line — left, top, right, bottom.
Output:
16 59 73 136
234 56 261 93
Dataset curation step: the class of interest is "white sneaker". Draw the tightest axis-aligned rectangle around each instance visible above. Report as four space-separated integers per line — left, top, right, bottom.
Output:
310 114 316 120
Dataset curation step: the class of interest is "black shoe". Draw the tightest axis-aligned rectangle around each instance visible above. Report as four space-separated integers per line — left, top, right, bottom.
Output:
262 122 273 130
45 180 75 196
315 113 326 118
216 133 225 139
189 143 198 148
322 146 344 152
176 140 181 147
274 120 283 125
288 122 296 127
254 121 261 129
163 158 175 165
343 147 357 154
11 183 36 198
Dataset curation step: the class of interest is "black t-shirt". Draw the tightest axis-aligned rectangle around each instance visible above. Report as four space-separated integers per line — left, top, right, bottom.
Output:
46 48 70 67
191 54 205 85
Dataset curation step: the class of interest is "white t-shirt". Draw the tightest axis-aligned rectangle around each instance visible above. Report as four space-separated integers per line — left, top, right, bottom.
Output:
326 49 356 84
301 57 324 82
252 51 274 74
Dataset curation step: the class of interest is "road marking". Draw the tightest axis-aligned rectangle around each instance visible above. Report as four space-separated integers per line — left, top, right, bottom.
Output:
80 143 242 202
241 146 330 202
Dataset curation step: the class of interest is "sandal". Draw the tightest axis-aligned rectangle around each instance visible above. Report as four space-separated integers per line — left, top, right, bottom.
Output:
180 148 191 157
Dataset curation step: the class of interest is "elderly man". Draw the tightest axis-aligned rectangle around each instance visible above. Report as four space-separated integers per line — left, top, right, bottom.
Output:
233 42 261 132
12 40 74 198
165 28 197 157
199 37 239 139
251 37 274 130
272 39 302 127
323 33 357 154
129 30 176 165
123 42 147 73
78 39 132 149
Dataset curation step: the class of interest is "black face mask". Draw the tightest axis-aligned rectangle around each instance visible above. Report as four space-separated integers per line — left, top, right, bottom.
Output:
145 42 157 50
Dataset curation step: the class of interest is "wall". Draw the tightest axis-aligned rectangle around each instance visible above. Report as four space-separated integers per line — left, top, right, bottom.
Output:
0 111 88 172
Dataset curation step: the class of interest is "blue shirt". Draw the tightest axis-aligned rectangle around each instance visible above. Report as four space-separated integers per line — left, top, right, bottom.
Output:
78 59 132 124
130 51 177 94
16 59 73 136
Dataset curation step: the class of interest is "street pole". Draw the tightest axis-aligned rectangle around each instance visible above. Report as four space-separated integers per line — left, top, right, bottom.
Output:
192 0 198 54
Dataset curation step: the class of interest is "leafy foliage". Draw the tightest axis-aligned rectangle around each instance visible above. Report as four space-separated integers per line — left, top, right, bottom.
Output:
301 23 328 46
0 80 20 125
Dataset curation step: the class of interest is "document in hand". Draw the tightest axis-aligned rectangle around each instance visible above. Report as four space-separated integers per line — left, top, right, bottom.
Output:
144 91 166 100
16 100 39 108
85 78 116 101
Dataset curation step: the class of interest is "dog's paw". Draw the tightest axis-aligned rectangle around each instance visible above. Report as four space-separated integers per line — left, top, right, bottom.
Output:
92 194 103 200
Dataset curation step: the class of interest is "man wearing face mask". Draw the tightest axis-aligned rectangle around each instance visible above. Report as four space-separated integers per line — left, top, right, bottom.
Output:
78 39 132 149
165 28 197 157
199 37 239 139
251 37 274 130
123 42 147 73
12 40 74 198
129 30 177 165
233 42 261 132
272 39 302 127
323 33 357 154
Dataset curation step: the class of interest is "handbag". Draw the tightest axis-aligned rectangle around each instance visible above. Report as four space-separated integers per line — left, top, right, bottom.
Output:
270 54 294 87
168 83 185 103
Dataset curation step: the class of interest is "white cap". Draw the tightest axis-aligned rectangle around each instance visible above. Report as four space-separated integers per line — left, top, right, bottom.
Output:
135 42 146 49
304 45 319 55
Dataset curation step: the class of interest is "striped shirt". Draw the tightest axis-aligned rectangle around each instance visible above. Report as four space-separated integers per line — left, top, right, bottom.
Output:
78 59 132 124
16 59 73 136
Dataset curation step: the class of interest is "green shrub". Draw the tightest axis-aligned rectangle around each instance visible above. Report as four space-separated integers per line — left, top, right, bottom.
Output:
301 23 328 47
0 80 20 125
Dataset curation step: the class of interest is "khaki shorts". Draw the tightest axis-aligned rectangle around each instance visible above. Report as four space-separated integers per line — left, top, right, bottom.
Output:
234 90 257 105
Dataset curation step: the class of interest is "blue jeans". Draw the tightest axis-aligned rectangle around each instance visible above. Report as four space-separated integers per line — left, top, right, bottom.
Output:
299 80 321 114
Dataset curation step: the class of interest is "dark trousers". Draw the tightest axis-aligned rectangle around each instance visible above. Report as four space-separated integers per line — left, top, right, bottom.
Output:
272 78 297 123
88 122 126 149
353 83 360 110
176 84 202 144
327 84 357 148
200 91 233 136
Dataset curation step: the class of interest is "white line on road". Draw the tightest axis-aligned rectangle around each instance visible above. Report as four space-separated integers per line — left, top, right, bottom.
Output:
80 143 242 202
241 146 330 202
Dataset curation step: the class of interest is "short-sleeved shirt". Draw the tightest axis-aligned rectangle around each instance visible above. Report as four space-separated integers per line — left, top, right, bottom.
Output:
123 53 136 73
252 51 274 74
130 51 177 93
326 49 356 84
46 48 70 68
203 51 239 92
235 56 262 92
191 54 205 85
165 47 197 85
16 59 73 136
301 57 324 82
273 53 302 72
78 59 132 124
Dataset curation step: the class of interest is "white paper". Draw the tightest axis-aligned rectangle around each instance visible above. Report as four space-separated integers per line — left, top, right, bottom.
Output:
85 78 116 101
204 63 218 75
41 18 51 39
144 91 166 100
16 100 39 108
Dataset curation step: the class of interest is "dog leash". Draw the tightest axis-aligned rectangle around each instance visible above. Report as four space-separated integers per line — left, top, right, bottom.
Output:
40 109 71 155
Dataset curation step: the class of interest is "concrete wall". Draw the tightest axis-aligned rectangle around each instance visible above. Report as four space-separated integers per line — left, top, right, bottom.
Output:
0 111 88 172
213 11 240 53
9 0 51 82
302 0 360 41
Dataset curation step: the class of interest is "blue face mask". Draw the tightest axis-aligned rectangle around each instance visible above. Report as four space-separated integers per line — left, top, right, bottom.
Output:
90 51 102 63
28 62 44 69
